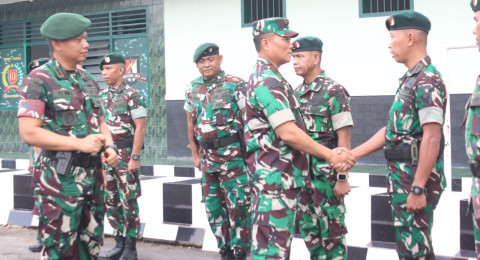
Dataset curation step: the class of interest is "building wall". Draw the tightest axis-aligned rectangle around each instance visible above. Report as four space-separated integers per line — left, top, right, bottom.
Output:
0 0 167 161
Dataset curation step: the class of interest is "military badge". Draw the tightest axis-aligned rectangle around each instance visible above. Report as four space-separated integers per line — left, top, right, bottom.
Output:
105 57 110 63
475 0 478 6
388 17 395 26
294 41 300 48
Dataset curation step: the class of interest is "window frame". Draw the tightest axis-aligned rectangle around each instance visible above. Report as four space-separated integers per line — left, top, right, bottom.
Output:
241 0 286 28
358 0 414 18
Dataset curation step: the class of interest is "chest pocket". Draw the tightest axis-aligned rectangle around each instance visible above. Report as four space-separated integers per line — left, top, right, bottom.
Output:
85 81 102 108
301 89 329 132
112 98 128 116
468 93 480 136
52 89 81 128
389 78 416 134
210 87 234 126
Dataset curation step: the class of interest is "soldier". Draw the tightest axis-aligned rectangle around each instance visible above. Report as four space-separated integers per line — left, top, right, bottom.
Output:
352 11 446 259
98 52 147 260
25 57 50 254
17 13 119 259
245 17 354 259
466 1 480 258
185 43 250 260
292 36 353 260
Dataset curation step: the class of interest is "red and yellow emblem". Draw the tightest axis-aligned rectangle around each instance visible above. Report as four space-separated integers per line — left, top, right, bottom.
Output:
2 63 23 93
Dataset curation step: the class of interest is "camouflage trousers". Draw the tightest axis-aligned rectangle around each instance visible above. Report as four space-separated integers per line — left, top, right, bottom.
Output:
390 193 440 259
202 167 251 252
298 175 347 260
471 203 480 259
104 161 141 238
36 191 104 259
250 188 302 260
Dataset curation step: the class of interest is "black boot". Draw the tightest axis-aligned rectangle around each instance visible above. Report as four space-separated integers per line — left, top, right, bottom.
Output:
99 235 125 260
219 247 234 260
119 237 137 260
28 242 42 253
233 249 246 260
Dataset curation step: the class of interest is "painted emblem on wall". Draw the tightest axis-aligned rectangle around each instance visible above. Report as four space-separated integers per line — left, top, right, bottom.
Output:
2 63 23 93
124 56 148 86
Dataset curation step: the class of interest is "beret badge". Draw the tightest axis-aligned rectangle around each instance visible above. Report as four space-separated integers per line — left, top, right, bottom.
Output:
388 17 395 26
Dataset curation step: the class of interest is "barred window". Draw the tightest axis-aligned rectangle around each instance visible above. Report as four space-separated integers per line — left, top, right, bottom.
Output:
359 0 414 18
242 0 286 27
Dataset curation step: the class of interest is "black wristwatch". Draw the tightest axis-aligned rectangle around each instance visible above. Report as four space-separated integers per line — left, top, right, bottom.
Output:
131 154 140 161
410 185 425 195
105 144 118 154
337 173 348 182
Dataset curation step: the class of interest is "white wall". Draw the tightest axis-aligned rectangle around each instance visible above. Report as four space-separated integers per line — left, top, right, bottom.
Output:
164 0 479 100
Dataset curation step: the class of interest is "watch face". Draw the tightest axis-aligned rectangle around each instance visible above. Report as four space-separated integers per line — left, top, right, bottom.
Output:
132 154 139 160
338 174 347 181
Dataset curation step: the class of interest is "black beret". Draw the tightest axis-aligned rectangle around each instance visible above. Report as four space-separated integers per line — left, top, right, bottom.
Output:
41 12 91 40
292 36 323 53
28 58 49 73
386 11 431 33
99 52 126 69
472 0 480 12
193 43 219 63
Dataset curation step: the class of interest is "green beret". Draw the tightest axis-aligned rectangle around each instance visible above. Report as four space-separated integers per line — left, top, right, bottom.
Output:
252 17 298 38
40 12 91 40
292 36 323 53
385 11 431 33
28 57 49 73
193 43 219 63
472 0 480 11
99 52 126 69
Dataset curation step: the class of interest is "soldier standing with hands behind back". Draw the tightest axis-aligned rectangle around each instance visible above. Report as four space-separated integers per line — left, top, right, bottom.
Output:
17 13 119 259
185 43 250 260
98 52 147 260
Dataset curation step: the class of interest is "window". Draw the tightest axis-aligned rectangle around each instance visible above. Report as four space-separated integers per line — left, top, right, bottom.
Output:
242 0 286 27
359 0 414 18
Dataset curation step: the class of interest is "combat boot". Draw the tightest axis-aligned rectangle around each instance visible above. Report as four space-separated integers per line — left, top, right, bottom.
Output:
98 235 125 260
119 237 138 260
28 242 42 253
219 246 234 260
233 249 246 260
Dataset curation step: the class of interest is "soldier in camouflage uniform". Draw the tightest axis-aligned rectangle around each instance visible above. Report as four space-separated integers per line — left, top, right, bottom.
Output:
185 43 250 260
466 1 480 258
245 18 355 260
292 36 353 260
98 52 147 260
17 13 119 259
352 11 447 260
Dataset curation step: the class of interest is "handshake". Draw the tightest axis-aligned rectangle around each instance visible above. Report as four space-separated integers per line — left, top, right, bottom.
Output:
327 147 356 172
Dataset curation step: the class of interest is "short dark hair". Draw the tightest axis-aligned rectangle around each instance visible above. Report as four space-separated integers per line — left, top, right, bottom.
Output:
253 33 274 52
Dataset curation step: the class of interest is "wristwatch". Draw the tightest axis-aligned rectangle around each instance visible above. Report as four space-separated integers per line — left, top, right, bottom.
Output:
105 144 118 154
337 173 348 182
131 154 140 161
410 185 425 195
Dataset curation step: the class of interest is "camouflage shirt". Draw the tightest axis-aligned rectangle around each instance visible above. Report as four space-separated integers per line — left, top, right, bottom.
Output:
295 71 353 176
17 58 104 197
245 58 309 193
100 81 147 146
184 70 246 173
465 75 480 218
385 56 447 194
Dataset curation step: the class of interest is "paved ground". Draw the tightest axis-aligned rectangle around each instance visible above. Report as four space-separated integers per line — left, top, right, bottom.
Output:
0 224 222 260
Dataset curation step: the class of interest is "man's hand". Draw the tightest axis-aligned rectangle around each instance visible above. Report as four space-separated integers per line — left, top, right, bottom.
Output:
328 147 355 172
128 159 140 173
103 148 119 168
334 179 351 200
78 134 106 153
192 153 200 170
406 192 426 214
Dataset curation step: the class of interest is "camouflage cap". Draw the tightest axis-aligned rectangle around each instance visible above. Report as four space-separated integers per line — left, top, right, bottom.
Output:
40 12 91 40
252 17 298 38
472 0 480 11
27 57 49 73
99 52 126 69
385 11 431 33
193 43 219 63
292 36 323 53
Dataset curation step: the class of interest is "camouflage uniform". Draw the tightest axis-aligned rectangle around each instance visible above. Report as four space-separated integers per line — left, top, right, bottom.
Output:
184 70 250 253
18 59 105 259
100 81 146 239
295 71 353 260
385 56 447 259
245 58 309 259
464 75 480 258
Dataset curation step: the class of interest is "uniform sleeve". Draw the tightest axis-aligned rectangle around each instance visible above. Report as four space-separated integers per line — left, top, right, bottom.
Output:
234 80 246 110
184 83 193 113
255 78 295 129
129 91 147 120
416 82 445 126
17 74 47 119
329 84 353 130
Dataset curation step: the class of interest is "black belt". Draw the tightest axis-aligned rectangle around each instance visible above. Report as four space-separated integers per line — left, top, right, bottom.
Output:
116 140 132 149
470 161 480 178
384 142 419 165
40 150 102 168
199 133 240 150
